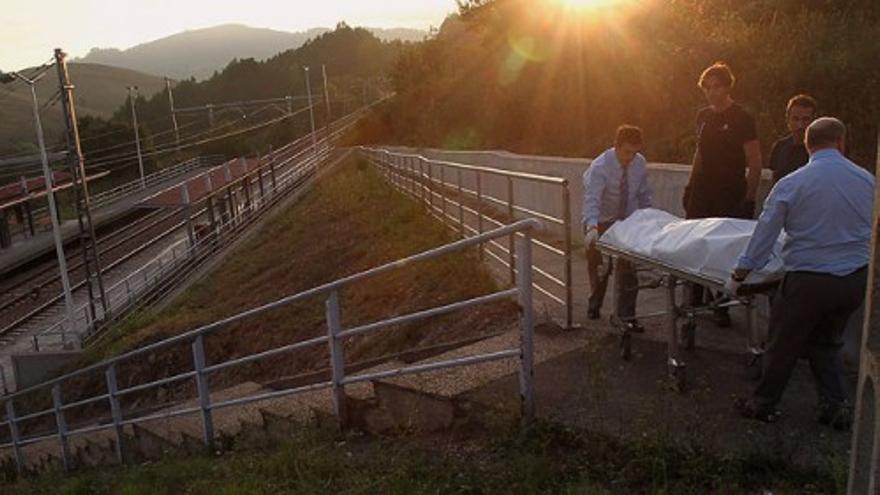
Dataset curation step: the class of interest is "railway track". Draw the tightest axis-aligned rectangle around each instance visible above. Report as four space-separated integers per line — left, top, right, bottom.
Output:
0 207 190 342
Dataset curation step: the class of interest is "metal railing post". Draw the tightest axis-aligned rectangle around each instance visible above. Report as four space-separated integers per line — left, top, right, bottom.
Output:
226 188 236 224
562 182 573 329
5 400 23 475
516 233 535 424
325 290 348 427
192 335 215 450
507 176 516 285
243 175 253 214
427 160 434 213
440 166 447 221
105 364 126 464
407 155 415 195
457 169 465 236
269 155 278 194
476 171 484 259
181 184 195 248
207 195 217 238
51 383 72 471
257 159 266 202
419 157 427 206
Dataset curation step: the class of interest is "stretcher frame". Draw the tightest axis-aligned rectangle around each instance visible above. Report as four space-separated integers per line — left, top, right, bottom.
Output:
597 241 779 392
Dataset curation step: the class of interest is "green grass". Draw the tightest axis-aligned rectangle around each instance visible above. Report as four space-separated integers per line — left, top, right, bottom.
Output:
4 420 841 494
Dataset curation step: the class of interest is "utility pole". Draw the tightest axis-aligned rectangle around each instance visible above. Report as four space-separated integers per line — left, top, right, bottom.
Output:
55 48 108 326
11 70 75 345
165 77 181 153
127 86 146 188
321 65 332 148
303 67 318 161
321 65 332 120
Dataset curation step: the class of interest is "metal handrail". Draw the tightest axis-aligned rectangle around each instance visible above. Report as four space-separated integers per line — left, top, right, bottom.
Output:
0 217 539 475
90 156 222 209
360 147 574 328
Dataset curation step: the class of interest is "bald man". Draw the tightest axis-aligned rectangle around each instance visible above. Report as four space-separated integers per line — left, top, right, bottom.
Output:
728 117 874 429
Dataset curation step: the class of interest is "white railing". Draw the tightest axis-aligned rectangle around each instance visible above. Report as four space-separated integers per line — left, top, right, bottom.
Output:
89 156 222 210
360 147 575 328
0 218 540 474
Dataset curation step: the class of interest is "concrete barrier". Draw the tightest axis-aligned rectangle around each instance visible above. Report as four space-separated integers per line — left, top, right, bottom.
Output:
385 146 774 241
12 351 82 390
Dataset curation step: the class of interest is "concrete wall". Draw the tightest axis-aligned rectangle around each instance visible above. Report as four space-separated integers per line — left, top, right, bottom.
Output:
385 146 774 240
12 351 81 391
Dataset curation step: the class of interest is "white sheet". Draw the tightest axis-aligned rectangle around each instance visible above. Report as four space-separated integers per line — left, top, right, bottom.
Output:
599 208 785 284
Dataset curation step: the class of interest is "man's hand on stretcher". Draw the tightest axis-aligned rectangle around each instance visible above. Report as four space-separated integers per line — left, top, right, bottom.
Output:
584 225 599 247
724 268 751 295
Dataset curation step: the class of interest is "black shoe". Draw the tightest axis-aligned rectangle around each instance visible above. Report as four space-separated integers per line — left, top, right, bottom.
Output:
625 321 645 334
818 403 852 431
713 308 732 328
735 398 781 423
587 308 600 320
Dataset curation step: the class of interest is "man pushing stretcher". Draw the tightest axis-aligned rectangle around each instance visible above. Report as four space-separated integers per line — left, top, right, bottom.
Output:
729 117 873 428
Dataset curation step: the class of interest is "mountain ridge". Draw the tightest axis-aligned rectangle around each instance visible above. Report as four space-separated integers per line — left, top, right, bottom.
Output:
75 23 426 81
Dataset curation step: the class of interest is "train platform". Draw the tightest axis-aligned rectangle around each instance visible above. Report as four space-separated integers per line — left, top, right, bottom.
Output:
0 164 214 277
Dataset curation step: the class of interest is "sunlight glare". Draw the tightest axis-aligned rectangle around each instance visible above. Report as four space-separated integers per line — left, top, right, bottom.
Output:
555 0 625 11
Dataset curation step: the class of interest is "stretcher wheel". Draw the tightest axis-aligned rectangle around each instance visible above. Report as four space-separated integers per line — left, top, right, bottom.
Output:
620 332 632 360
681 321 696 350
671 365 687 393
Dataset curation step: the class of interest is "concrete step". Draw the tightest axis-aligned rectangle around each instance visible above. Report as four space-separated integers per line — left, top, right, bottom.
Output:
372 326 581 399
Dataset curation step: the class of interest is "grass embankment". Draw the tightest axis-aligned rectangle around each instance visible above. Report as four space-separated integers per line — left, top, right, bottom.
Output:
15 156 515 427
6 420 840 494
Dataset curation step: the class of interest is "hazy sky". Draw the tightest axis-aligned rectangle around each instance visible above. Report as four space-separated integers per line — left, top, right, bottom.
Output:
0 0 457 71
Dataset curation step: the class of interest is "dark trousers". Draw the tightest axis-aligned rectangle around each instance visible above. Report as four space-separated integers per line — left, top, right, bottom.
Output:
587 222 638 318
754 267 868 411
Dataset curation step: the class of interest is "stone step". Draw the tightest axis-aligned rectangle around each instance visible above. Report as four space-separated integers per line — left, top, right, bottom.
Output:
372 326 581 399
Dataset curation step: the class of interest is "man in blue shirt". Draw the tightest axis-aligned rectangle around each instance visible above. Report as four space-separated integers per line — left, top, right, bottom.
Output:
728 117 873 428
583 125 653 328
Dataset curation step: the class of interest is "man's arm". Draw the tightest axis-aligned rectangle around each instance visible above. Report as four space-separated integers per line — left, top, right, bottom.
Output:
683 149 701 213
735 181 789 276
637 162 653 209
744 139 763 201
582 163 606 228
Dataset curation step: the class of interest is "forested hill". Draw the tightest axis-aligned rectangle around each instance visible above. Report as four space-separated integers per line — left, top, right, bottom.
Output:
373 0 879 168
65 25 404 183
114 24 403 126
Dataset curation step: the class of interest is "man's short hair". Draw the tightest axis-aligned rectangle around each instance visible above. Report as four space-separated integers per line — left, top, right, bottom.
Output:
698 62 735 89
615 125 643 147
786 94 818 115
805 117 846 148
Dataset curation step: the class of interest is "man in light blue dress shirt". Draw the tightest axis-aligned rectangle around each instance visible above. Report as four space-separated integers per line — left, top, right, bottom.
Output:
728 117 873 428
583 125 653 328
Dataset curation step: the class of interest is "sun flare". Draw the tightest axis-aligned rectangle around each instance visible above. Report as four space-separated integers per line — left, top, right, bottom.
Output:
554 0 626 11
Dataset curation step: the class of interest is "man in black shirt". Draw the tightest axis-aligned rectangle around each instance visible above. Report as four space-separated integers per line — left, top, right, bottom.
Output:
683 62 763 327
768 94 817 183
684 62 763 220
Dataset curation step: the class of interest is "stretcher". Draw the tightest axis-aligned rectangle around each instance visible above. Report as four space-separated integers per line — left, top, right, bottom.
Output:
594 209 783 392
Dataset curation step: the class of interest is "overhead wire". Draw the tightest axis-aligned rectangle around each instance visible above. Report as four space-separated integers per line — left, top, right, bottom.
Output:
0 91 343 180
81 105 313 173
79 101 315 169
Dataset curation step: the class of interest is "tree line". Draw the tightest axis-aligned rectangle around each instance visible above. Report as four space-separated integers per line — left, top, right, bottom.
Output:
364 0 879 170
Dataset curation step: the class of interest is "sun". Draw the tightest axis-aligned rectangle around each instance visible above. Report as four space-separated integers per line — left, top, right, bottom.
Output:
555 0 626 11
